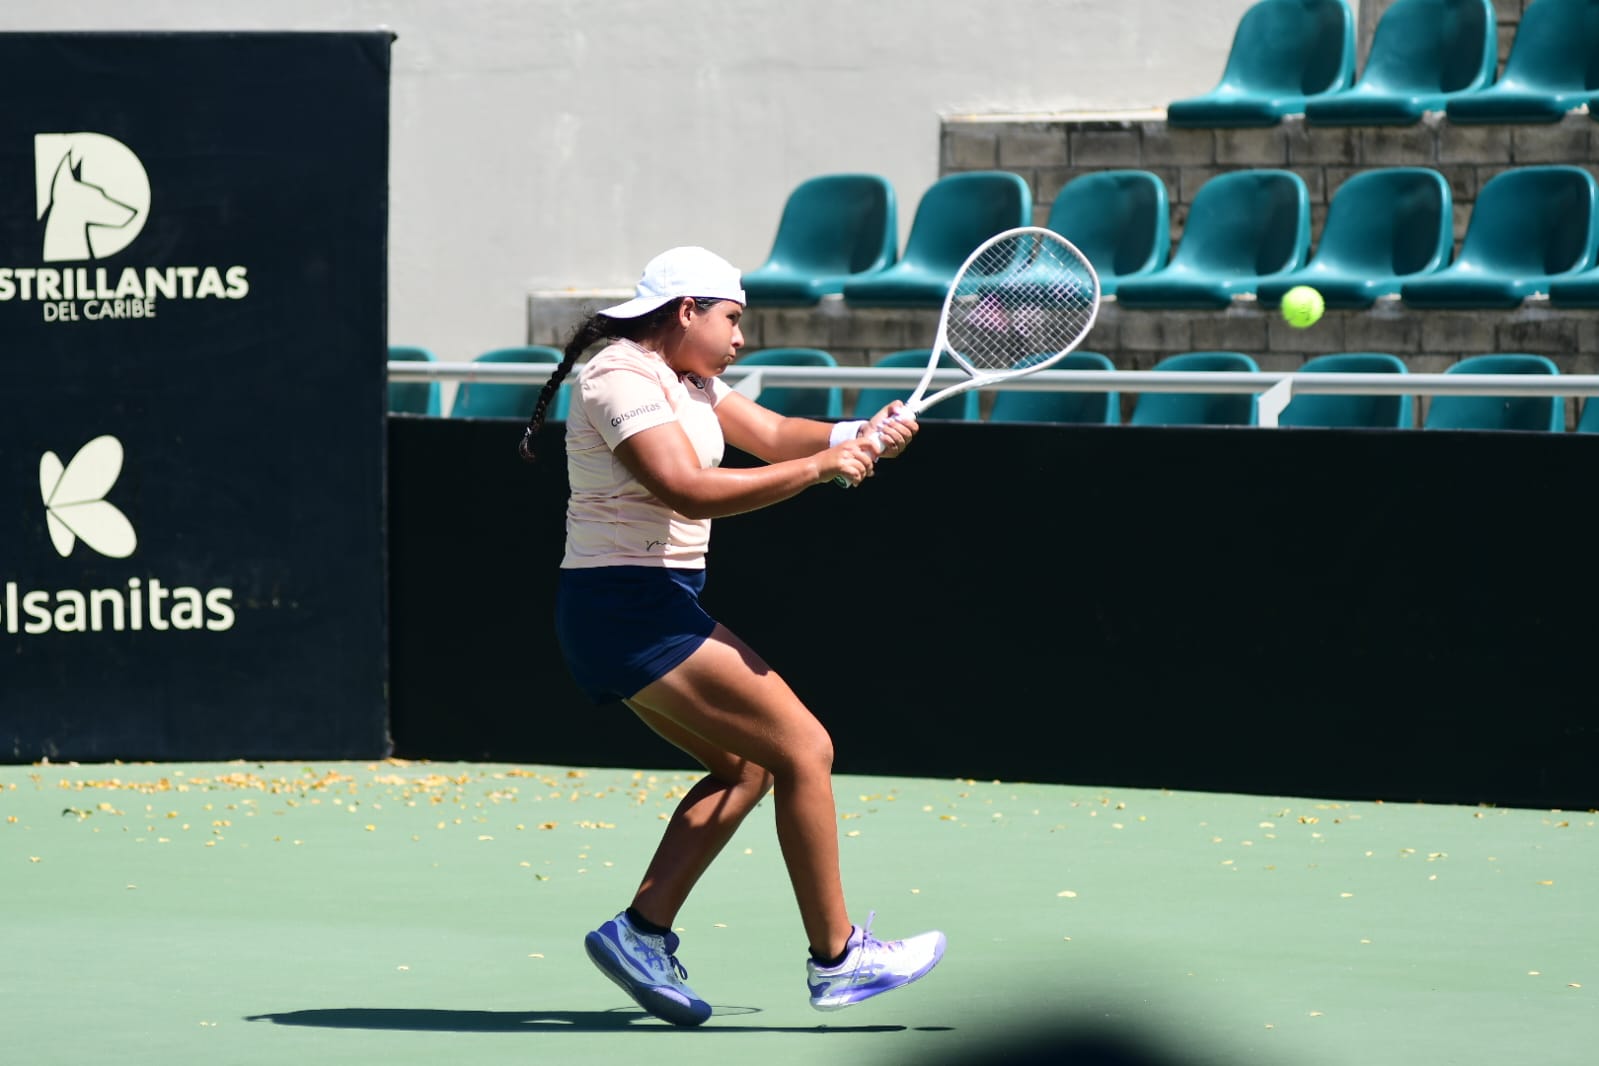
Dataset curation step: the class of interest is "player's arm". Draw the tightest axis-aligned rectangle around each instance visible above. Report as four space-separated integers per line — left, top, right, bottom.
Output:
614 420 878 520
717 390 918 463
715 390 835 462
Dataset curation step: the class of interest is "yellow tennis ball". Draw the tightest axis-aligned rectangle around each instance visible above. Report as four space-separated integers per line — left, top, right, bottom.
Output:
1281 285 1325 329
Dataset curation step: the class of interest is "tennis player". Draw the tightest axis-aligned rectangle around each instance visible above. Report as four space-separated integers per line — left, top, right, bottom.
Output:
520 246 945 1026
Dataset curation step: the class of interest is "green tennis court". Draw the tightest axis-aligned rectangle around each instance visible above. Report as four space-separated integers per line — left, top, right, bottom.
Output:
4 760 1593 1065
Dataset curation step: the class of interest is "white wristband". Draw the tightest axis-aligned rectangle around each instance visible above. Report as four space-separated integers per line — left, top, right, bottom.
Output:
828 420 868 447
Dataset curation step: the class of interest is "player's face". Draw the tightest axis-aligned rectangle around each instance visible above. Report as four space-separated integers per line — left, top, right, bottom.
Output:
678 299 744 376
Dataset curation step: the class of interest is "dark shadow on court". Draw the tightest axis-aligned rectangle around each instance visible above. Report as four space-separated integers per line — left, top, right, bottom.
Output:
245 1006 920 1034
918 1018 1254 1066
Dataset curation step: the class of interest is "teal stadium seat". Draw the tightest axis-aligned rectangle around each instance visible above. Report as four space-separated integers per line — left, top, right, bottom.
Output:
1446 0 1599 124
1546 250 1599 305
1278 352 1414 428
852 349 980 421
1304 0 1496 125
1042 171 1169 297
740 174 898 306
987 351 1120 425
1115 170 1310 309
1577 397 1599 432
388 345 441 416
1256 168 1452 309
451 346 568 420
1166 0 1356 127
1399 167 1599 309
841 172 1032 308
1423 354 1564 432
1129 352 1261 426
736 348 843 417
1543 213 1599 304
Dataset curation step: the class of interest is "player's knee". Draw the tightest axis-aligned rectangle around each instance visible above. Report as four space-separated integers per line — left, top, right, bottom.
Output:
765 720 833 783
794 725 834 777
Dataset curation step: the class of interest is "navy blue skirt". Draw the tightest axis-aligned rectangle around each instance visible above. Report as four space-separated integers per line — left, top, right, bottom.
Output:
555 566 718 704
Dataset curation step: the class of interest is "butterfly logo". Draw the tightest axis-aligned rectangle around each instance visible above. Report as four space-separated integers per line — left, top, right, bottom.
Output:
39 435 137 559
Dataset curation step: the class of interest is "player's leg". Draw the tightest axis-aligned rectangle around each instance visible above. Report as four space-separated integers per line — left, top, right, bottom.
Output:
620 699 774 928
582 713 757 1028
586 622 945 1020
581 623 844 1026
632 624 947 1012
627 623 852 960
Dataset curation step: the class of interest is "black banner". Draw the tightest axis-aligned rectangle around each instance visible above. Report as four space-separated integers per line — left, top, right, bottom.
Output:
391 417 1599 810
0 33 392 760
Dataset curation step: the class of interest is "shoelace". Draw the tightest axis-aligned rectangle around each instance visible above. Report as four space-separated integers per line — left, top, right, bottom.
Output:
833 910 903 978
857 910 901 955
632 929 690 981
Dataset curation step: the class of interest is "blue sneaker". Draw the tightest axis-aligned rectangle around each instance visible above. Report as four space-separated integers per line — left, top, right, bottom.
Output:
584 912 712 1027
806 912 946 1011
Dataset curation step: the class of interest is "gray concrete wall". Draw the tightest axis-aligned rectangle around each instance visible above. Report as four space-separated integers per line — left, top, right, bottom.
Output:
942 111 1599 256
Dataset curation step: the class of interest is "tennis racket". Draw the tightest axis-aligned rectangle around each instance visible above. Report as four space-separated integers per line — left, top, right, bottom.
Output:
836 226 1101 485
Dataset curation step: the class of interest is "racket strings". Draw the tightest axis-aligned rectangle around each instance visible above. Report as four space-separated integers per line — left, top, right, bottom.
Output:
945 233 1099 373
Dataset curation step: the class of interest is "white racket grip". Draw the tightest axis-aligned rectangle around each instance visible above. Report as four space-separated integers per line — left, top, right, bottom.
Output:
830 420 893 489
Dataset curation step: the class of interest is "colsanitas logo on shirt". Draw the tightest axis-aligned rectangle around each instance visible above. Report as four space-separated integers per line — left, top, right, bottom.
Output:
611 402 664 428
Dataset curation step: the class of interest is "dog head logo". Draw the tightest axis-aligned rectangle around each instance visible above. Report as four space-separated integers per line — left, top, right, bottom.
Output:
35 133 151 263
40 435 137 559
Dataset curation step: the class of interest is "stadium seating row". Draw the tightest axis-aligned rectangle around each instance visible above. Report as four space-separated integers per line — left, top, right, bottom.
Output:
742 169 1167 306
1168 0 1599 128
1126 164 1599 310
742 171 1033 308
742 164 1599 312
389 345 1591 433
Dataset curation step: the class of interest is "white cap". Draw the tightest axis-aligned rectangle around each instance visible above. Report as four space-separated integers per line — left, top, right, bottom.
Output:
598 246 746 319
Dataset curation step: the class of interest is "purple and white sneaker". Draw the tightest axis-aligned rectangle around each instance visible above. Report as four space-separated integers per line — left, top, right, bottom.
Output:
584 911 712 1026
806 912 946 1011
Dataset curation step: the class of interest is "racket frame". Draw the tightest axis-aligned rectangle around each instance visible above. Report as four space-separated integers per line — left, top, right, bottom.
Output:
896 225 1102 417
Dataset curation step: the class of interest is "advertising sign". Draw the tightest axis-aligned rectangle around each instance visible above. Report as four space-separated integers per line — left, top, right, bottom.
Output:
0 33 392 760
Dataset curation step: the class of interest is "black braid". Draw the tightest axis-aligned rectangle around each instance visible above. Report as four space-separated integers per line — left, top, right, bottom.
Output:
519 297 720 463
519 315 610 462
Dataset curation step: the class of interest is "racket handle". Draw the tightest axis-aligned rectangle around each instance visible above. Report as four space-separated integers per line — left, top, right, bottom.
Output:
832 426 885 489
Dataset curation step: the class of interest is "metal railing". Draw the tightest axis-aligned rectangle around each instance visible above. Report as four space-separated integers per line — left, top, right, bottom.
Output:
387 361 1599 428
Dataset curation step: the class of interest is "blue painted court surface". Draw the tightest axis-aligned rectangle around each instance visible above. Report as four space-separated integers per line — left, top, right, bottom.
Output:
3 761 1593 1065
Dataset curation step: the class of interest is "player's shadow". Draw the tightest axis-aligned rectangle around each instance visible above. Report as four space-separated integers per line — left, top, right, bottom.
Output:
246 1006 944 1034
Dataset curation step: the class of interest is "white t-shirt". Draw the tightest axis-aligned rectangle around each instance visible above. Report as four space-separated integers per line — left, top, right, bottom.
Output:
561 339 730 569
